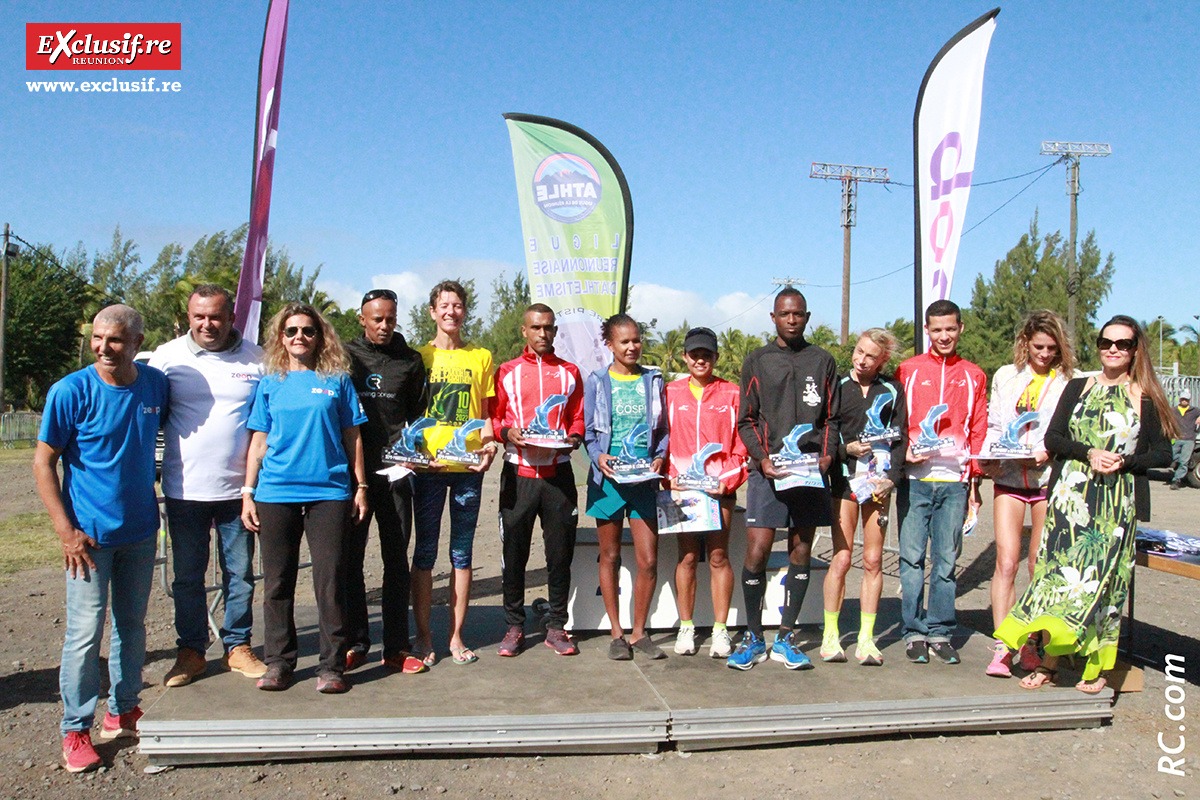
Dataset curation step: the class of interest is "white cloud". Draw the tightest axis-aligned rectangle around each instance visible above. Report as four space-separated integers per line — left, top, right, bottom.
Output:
626 284 772 334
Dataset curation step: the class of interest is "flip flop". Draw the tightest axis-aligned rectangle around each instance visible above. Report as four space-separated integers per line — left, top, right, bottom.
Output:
1075 676 1107 694
412 646 436 668
1019 665 1057 689
450 645 478 665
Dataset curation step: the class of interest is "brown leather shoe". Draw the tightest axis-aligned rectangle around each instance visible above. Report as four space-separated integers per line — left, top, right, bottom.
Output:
224 644 268 678
163 647 206 687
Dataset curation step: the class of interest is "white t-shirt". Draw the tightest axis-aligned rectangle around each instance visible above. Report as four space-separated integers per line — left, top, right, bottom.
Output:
148 332 264 501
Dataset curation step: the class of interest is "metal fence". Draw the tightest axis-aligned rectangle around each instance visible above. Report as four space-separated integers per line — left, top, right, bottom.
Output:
1163 374 1200 404
0 412 41 447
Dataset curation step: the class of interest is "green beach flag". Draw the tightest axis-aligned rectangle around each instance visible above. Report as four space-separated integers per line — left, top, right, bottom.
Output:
504 113 633 377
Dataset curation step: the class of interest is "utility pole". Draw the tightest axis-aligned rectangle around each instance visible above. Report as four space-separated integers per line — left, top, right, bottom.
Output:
810 163 889 345
1040 142 1111 336
0 224 10 413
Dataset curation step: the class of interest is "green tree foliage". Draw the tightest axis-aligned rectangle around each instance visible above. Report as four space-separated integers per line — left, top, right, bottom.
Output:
643 322 689 379
959 216 1114 375
476 271 530 363
1178 323 1200 376
4 247 92 409
714 328 766 383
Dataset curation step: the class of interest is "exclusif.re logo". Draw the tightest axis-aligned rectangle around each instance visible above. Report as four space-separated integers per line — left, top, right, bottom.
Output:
26 23 181 70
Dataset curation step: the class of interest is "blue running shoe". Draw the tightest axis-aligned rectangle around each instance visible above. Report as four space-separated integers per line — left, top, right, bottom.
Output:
769 630 814 670
726 631 767 671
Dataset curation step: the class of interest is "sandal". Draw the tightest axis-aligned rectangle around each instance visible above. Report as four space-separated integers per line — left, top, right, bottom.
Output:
1075 676 1107 694
1019 665 1057 689
450 645 478 665
412 646 437 668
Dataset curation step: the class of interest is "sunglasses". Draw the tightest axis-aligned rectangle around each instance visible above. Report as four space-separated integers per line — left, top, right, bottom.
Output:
361 288 398 305
283 325 318 339
1096 336 1136 352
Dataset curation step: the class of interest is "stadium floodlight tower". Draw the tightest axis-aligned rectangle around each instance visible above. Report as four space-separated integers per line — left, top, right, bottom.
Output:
810 162 889 345
1040 141 1111 334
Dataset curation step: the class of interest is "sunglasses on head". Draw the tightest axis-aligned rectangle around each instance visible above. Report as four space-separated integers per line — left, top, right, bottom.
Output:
1096 336 1136 352
283 325 318 338
361 288 398 305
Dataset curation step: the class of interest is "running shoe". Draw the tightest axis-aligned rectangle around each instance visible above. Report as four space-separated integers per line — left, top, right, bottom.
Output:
99 706 143 740
820 629 847 663
498 625 525 657
316 671 349 694
544 628 578 656
905 640 929 664
986 639 1013 678
770 630 814 670
709 627 733 659
726 631 767 671
608 637 633 661
344 648 368 672
61 731 101 773
673 626 697 655
855 639 883 666
1017 637 1042 672
929 641 960 665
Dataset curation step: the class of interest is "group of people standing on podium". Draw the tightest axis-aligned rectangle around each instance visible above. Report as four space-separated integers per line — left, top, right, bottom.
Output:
35 280 1176 774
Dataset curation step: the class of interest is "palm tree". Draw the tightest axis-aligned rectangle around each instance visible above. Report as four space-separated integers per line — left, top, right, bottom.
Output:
1179 322 1200 376
643 322 688 379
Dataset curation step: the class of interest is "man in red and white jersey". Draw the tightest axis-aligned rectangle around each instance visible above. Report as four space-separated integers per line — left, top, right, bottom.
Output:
895 299 987 666
491 304 586 657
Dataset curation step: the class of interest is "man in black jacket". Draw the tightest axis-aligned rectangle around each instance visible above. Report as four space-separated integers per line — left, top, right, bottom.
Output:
731 287 839 671
343 288 428 674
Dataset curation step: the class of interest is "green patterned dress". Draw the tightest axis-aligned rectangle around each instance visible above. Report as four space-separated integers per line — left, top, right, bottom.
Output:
995 383 1140 680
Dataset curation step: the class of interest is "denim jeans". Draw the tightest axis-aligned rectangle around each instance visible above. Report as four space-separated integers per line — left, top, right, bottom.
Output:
897 479 967 643
412 471 483 570
1173 439 1195 484
165 498 256 653
60 535 156 735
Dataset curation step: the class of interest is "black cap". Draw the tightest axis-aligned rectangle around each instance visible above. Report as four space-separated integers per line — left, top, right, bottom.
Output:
683 326 718 355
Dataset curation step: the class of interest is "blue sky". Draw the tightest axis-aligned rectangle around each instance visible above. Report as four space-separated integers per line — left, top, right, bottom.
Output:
6 1 1198 346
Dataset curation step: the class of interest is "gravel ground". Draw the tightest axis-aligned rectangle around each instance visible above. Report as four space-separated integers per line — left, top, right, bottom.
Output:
0 452 1196 799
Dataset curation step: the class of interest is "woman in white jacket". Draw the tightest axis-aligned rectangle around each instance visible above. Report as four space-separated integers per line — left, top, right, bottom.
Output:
981 310 1074 678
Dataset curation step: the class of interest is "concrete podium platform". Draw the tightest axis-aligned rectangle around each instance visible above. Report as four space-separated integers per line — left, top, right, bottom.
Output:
138 606 1113 765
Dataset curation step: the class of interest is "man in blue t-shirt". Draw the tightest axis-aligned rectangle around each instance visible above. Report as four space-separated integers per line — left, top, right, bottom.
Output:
32 305 168 774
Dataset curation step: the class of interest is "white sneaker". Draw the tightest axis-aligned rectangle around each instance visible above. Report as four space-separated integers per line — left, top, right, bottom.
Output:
709 627 733 658
674 626 697 655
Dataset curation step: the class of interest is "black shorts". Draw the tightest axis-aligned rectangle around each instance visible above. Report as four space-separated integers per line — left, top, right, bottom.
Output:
828 471 856 502
744 470 832 529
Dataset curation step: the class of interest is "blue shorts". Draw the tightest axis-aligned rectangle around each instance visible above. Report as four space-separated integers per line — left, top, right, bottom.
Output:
586 471 658 523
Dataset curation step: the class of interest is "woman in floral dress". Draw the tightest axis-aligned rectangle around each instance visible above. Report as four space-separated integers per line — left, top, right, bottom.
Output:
996 315 1174 693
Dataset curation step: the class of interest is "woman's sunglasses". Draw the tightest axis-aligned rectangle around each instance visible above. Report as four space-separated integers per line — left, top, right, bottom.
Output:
1096 336 1136 352
284 325 318 339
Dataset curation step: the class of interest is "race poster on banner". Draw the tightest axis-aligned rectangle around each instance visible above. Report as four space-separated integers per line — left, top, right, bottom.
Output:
234 0 289 344
504 114 633 378
912 8 998 350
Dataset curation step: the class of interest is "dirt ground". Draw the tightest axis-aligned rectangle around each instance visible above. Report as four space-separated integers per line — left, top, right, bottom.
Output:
0 450 1196 800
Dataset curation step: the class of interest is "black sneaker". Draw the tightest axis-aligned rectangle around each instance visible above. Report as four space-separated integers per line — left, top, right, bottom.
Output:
929 642 960 664
608 637 633 661
905 640 929 664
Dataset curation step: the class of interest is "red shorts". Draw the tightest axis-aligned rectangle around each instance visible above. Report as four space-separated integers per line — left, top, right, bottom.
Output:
993 483 1046 504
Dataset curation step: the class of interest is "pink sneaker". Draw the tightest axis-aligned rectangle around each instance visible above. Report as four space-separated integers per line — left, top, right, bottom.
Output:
986 640 1012 678
100 706 143 740
61 731 102 773
1018 638 1042 672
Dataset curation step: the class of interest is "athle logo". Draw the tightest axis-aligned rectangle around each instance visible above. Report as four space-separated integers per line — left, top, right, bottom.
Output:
26 23 181 70
532 153 601 224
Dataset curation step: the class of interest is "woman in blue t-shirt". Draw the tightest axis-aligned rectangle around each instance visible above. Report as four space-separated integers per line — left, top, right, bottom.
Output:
241 303 368 694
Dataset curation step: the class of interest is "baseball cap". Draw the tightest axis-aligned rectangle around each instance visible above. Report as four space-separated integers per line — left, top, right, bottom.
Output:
683 326 718 355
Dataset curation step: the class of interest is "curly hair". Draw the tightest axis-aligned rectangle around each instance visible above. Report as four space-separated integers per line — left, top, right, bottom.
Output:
1098 315 1180 438
262 303 349 377
1012 310 1075 378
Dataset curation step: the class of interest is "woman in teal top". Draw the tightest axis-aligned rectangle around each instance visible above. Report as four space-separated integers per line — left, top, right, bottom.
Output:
242 303 368 694
583 314 669 661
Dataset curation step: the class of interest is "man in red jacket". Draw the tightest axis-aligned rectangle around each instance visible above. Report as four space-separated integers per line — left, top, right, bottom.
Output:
895 299 986 666
492 304 586 657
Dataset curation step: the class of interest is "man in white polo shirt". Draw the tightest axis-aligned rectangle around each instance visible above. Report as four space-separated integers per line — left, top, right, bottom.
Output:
149 285 267 686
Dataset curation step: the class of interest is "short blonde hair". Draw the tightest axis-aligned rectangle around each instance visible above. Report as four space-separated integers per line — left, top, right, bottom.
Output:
859 327 899 363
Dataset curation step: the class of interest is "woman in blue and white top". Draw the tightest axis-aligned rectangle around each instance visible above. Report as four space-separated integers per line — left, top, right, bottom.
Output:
241 303 368 694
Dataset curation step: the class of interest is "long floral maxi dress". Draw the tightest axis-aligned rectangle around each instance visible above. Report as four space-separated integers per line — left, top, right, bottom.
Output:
995 383 1139 680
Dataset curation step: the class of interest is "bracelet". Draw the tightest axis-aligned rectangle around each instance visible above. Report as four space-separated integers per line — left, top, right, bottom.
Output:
354 483 368 492
240 486 255 496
